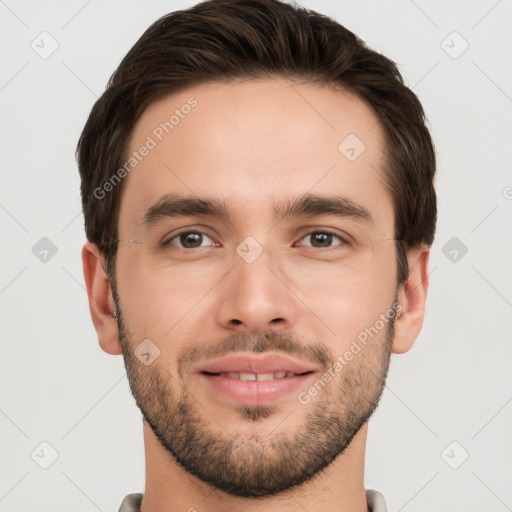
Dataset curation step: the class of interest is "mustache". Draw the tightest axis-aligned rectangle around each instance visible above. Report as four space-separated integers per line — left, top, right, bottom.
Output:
176 330 334 374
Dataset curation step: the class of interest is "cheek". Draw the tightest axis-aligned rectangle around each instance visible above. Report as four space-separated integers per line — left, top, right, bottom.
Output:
115 252 167 336
116 245 397 347
116 255 217 342
293 261 397 347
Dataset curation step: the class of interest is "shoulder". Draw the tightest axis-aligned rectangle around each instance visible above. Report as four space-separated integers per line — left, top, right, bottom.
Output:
118 493 143 512
366 489 389 512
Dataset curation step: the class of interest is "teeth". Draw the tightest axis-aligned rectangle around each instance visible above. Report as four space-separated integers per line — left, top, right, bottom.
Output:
239 372 256 381
256 373 274 381
217 371 296 380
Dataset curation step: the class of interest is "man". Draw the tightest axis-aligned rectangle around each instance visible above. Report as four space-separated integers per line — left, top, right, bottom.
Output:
78 0 436 510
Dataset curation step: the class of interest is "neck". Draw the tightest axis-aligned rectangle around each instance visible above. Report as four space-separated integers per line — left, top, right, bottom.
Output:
140 421 369 512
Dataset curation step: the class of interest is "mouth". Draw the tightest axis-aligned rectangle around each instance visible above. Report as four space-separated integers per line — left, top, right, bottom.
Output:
197 352 317 376
201 370 314 381
196 353 318 406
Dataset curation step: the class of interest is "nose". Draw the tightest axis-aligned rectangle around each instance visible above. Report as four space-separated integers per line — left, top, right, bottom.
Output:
215 246 299 335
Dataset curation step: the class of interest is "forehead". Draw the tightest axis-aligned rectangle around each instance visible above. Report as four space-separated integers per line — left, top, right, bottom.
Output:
118 78 393 234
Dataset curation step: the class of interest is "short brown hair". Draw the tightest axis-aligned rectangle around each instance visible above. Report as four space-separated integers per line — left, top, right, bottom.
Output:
77 0 436 285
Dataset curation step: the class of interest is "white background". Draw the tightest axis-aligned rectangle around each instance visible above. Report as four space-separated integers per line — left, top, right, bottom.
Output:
1 0 511 511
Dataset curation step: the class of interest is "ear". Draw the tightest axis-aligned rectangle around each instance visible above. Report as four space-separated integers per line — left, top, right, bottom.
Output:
392 245 430 354
82 241 122 355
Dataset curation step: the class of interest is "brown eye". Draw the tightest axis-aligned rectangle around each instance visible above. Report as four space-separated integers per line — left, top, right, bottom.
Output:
165 231 214 249
297 231 348 249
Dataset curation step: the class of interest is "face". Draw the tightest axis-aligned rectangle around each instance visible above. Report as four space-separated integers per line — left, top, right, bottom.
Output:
112 78 399 497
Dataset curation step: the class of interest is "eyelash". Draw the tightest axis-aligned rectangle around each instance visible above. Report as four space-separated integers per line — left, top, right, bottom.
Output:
162 229 351 250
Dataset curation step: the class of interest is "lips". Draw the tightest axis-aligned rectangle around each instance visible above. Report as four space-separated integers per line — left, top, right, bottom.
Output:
198 353 316 376
211 370 294 381
197 353 317 406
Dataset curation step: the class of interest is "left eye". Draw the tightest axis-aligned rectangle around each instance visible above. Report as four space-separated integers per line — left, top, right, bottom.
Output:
165 231 215 249
296 231 348 249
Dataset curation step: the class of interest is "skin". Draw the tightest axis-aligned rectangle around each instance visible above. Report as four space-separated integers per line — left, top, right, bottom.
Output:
82 78 430 512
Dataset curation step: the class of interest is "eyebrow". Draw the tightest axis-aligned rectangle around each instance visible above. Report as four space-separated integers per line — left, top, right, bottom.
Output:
142 192 373 227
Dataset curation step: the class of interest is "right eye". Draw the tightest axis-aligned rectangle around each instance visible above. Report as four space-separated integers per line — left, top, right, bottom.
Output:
163 230 218 250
